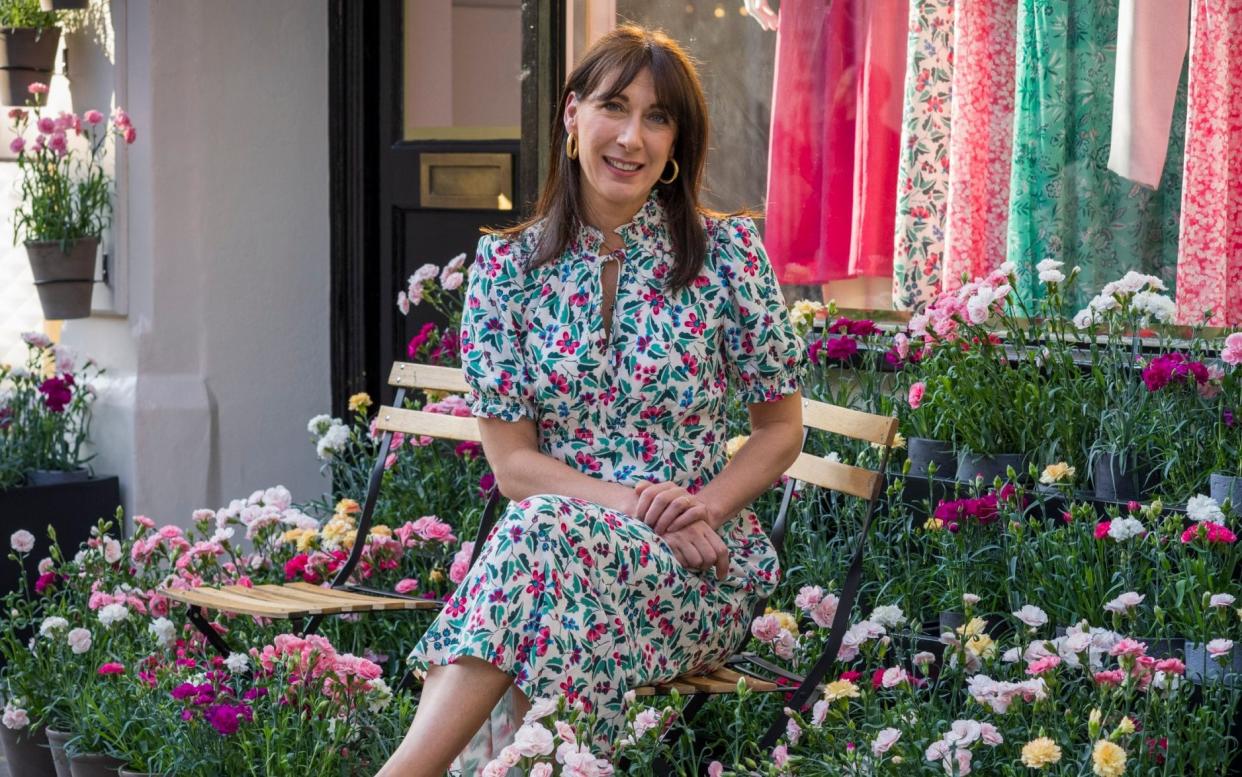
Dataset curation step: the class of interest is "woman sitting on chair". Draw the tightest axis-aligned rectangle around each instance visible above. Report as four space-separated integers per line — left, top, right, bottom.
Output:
378 24 806 775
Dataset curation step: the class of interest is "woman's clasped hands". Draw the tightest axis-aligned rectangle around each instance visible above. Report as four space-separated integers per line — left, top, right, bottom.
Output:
631 480 730 579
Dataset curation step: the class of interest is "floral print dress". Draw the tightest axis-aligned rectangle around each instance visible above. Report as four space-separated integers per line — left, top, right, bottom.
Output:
407 193 805 759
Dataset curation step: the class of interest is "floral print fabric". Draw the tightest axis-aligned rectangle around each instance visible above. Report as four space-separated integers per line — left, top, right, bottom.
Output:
1175 0 1242 326
943 0 1017 294
407 193 802 757
1006 0 1187 310
892 0 955 311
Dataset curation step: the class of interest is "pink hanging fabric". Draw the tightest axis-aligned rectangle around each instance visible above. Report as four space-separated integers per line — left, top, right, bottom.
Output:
764 0 856 284
847 0 906 279
1176 0 1242 326
943 0 1017 293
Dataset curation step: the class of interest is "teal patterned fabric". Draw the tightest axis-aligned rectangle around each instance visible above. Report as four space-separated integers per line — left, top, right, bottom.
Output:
1007 0 1187 309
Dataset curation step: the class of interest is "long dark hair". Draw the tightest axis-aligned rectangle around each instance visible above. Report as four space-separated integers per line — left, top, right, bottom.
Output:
496 25 722 292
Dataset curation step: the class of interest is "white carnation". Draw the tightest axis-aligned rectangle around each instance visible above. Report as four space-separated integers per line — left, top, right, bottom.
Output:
316 423 351 460
149 617 177 647
868 605 905 629
1107 517 1145 541
98 603 130 628
1187 494 1226 523
39 616 69 637
225 652 250 673
1131 291 1176 323
306 414 335 436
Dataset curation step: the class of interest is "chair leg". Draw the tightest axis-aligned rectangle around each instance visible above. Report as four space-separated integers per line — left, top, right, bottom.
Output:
301 614 325 637
186 604 233 657
647 692 709 776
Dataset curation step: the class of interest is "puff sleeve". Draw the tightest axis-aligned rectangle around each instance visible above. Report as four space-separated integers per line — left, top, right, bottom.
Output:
459 233 536 421
716 217 807 404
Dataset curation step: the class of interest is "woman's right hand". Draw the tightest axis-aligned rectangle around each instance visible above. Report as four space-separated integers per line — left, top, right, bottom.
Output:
661 521 730 580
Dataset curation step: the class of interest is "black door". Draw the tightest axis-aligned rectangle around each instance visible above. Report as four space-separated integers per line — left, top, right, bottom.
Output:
329 0 565 410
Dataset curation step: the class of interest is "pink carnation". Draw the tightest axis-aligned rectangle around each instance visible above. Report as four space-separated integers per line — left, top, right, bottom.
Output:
394 578 418 595
98 662 125 676
449 542 475 584
1109 638 1148 658
1093 669 1126 686
1222 332 1242 366
1181 521 1238 545
27 82 48 95
908 381 926 409
1026 656 1061 675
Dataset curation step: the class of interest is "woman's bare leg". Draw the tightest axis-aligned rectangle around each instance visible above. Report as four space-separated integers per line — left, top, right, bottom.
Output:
375 657 526 777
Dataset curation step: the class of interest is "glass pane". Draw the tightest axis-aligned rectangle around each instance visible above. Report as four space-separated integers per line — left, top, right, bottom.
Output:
403 0 522 141
571 1 774 214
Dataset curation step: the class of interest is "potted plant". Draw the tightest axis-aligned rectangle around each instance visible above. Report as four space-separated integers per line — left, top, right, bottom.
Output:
0 332 101 485
0 0 61 105
1209 332 1242 514
8 83 135 320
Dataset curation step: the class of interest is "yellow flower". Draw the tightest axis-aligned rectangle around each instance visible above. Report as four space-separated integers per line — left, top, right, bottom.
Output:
966 633 996 659
788 299 826 333
1113 717 1135 737
822 680 859 702
923 517 945 532
1021 737 1062 769
335 498 361 517
764 608 799 636
428 568 445 584
1092 740 1126 777
957 617 987 639
1039 462 1076 485
369 525 393 538
321 516 357 549
281 528 318 552
725 435 749 459
347 392 373 412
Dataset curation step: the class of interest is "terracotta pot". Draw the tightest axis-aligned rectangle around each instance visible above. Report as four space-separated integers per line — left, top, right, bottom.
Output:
69 751 125 777
0 724 58 776
25 237 99 320
0 26 61 105
44 727 74 777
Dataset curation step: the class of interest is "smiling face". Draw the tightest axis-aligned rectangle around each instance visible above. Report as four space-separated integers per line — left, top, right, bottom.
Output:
564 67 677 232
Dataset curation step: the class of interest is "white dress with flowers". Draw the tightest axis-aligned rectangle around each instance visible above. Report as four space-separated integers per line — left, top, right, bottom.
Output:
406 193 806 767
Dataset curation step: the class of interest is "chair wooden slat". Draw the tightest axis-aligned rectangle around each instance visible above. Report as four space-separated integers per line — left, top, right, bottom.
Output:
222 585 357 615
785 452 883 499
285 582 441 610
373 407 482 441
801 399 898 446
634 668 780 698
387 362 470 392
162 586 311 618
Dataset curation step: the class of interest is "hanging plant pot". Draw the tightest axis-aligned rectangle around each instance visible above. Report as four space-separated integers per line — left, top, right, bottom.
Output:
955 452 1026 485
40 0 88 10
0 27 60 105
25 237 98 320
1092 451 1140 502
0 724 57 777
1209 473 1242 517
906 437 957 479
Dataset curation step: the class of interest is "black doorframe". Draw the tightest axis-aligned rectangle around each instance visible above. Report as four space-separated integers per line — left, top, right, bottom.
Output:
328 0 567 414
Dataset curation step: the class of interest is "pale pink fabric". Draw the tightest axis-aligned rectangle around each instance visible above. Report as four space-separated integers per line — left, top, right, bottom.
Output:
765 0 856 284
943 0 1018 292
1176 0 1242 326
1107 0 1191 189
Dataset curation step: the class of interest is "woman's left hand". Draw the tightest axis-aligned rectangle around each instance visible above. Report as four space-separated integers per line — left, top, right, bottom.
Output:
633 480 719 535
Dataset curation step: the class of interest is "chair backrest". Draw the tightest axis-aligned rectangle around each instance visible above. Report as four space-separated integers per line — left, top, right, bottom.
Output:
752 398 897 748
330 362 497 588
767 397 898 557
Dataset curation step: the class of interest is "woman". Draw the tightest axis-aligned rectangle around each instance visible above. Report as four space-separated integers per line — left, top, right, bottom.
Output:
378 25 805 775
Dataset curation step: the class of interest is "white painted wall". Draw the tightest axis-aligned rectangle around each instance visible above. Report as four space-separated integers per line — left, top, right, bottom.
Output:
59 0 331 526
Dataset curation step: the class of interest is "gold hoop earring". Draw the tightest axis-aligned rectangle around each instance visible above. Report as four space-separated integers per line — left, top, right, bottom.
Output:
566 133 579 160
658 158 679 185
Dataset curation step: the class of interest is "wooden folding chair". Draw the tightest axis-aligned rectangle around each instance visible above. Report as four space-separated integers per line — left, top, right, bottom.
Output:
161 362 502 657
636 397 898 754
